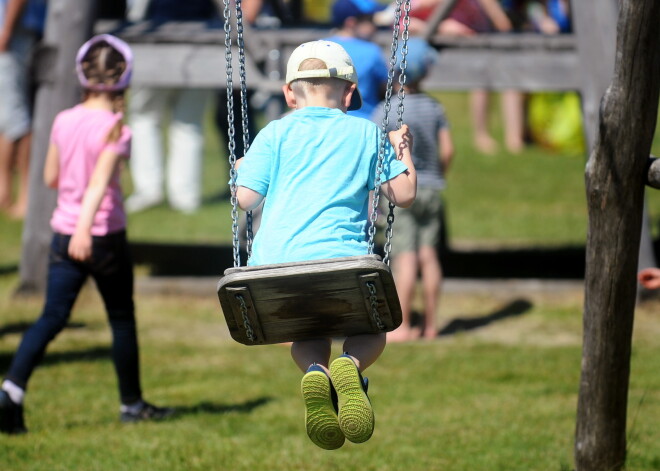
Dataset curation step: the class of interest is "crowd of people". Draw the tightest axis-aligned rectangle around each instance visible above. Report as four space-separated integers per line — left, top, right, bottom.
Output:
2 0 659 452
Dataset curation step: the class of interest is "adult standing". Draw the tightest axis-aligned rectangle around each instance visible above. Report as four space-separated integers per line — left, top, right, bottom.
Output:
125 0 217 213
0 0 46 218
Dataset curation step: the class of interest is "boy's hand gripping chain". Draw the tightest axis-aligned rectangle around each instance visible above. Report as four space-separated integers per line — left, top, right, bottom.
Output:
368 0 411 266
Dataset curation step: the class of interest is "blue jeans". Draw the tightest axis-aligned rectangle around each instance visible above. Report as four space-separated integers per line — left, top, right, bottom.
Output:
6 231 142 404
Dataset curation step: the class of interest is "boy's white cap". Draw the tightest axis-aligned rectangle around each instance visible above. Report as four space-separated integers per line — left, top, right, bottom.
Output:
286 40 362 111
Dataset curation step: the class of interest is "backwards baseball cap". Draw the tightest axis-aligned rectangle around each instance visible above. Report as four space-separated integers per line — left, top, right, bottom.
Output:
331 0 386 27
286 40 362 111
76 34 133 91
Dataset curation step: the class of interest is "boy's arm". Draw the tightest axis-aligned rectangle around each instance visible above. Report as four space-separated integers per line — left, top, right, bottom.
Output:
43 143 60 188
68 149 123 262
382 124 416 208
236 186 264 211
234 157 265 210
439 128 455 174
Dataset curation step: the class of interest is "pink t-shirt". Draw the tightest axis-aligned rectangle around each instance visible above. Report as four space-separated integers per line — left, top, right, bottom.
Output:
49 104 131 236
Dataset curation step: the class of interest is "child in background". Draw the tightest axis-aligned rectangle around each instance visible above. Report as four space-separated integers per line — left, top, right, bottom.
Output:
372 38 455 342
0 34 172 435
326 0 389 120
235 40 416 449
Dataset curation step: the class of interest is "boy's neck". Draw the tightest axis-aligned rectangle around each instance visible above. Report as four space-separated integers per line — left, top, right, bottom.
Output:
295 95 346 112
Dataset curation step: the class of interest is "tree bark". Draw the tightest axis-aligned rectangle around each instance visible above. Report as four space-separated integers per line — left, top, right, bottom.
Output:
575 1 660 470
16 0 98 295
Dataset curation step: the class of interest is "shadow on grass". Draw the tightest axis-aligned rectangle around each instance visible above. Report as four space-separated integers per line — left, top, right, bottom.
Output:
0 321 86 339
172 397 273 417
437 298 533 336
0 344 106 371
0 264 18 275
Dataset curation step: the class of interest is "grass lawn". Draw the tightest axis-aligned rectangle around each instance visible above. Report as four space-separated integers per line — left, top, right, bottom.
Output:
1 92 660 470
1 275 660 470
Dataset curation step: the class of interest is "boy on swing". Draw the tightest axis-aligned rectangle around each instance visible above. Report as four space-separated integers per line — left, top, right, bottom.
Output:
235 40 416 450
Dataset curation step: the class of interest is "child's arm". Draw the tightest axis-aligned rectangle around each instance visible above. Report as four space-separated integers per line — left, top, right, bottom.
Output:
43 143 60 188
233 157 265 210
68 148 124 262
236 186 264 211
382 124 416 208
439 128 455 174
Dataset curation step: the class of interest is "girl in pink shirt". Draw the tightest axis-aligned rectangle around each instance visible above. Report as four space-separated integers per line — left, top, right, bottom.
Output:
0 34 172 435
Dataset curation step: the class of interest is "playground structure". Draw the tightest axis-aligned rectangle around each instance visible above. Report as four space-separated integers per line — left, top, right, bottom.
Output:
14 1 660 470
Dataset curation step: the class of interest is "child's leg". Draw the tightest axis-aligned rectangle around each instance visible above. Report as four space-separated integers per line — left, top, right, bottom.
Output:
342 333 386 372
330 334 385 444
390 252 418 342
418 245 442 339
294 338 344 450
9 133 30 218
291 338 332 373
5 234 86 390
91 233 142 405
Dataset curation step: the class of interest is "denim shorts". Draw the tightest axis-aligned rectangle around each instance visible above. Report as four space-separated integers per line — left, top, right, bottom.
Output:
0 28 36 140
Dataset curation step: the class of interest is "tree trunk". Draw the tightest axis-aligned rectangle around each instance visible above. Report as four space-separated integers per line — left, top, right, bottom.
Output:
16 0 98 295
575 0 660 470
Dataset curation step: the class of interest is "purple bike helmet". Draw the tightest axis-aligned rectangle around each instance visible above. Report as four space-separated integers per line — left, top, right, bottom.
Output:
75 34 133 91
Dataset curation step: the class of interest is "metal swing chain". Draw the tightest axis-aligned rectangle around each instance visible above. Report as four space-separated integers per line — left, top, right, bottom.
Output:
225 0 254 266
368 0 411 266
224 0 241 268
383 0 411 265
234 0 254 259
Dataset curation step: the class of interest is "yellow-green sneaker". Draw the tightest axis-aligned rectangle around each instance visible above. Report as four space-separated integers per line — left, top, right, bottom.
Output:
301 364 345 450
329 354 374 444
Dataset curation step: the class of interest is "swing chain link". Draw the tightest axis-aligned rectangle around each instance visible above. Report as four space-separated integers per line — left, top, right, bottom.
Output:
236 294 256 342
368 0 403 257
366 282 386 331
234 0 254 259
224 0 241 268
369 0 411 266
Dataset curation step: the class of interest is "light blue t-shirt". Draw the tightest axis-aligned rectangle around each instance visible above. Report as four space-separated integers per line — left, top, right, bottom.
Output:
237 107 408 266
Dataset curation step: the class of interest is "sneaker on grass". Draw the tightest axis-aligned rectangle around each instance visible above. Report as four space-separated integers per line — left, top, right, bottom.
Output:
301 364 345 450
120 400 175 423
0 390 27 435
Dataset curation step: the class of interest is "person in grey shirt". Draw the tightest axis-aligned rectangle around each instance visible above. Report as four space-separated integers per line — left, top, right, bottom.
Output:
372 38 455 341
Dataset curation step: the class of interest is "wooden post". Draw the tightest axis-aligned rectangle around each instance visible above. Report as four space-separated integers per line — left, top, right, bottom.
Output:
16 0 98 295
574 1 660 470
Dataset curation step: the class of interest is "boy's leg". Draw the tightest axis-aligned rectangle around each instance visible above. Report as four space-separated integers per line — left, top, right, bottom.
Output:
291 338 332 372
390 251 419 342
418 245 442 339
330 334 385 444
293 339 344 450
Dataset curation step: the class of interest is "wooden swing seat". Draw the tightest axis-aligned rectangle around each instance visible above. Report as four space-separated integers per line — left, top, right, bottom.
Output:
217 255 402 345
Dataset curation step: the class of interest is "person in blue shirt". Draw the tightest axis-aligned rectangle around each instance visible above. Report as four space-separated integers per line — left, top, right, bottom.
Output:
236 40 416 450
325 0 388 120
0 0 46 218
